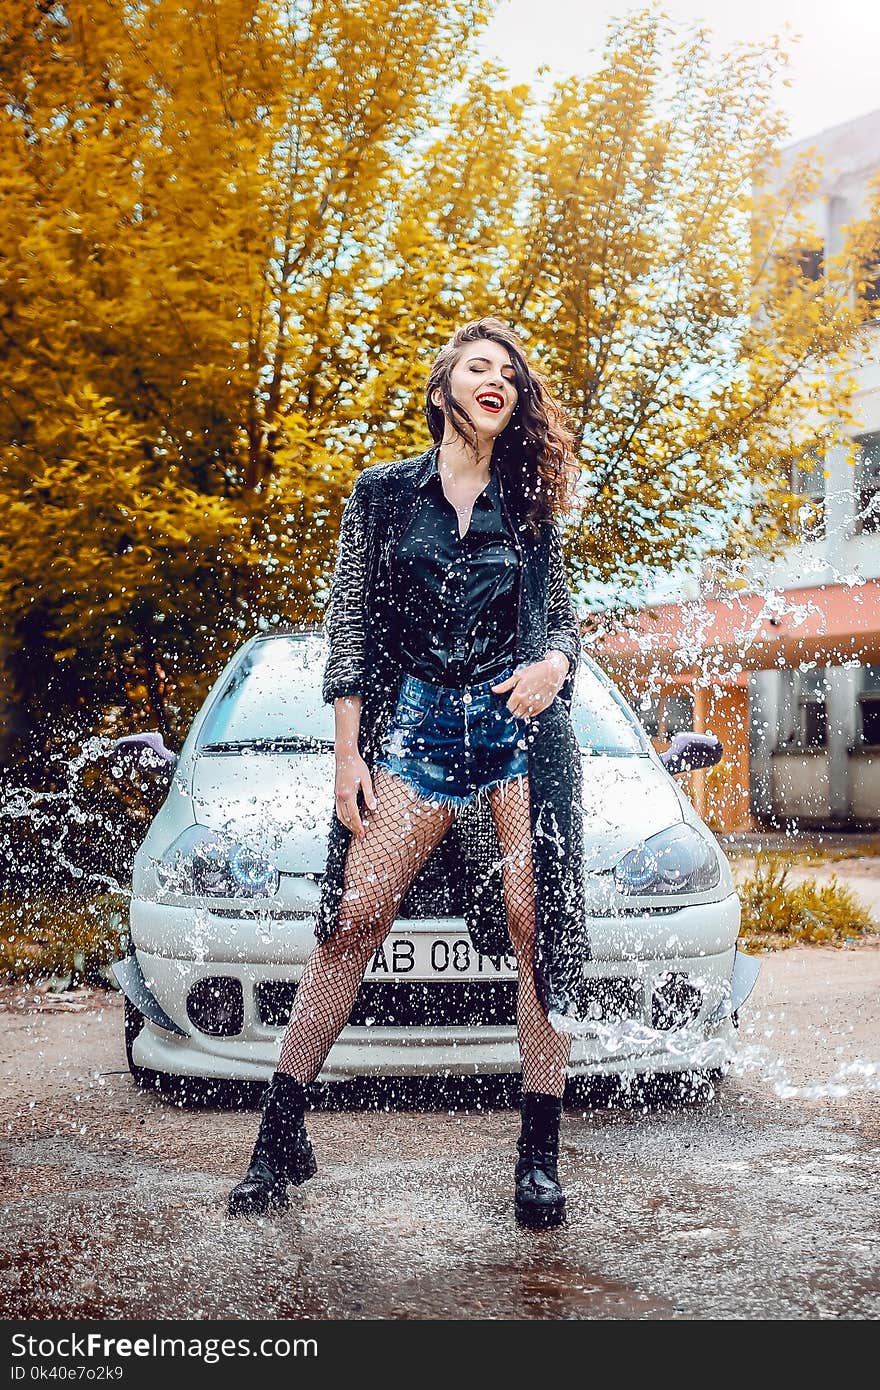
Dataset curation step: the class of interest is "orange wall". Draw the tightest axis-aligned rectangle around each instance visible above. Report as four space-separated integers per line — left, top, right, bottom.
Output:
648 682 753 834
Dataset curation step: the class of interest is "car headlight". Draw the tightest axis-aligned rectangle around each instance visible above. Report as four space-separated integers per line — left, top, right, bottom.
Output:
613 824 721 897
154 825 280 899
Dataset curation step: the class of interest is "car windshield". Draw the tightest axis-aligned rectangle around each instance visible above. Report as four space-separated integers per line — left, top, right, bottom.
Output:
197 636 335 752
196 635 648 757
569 659 648 755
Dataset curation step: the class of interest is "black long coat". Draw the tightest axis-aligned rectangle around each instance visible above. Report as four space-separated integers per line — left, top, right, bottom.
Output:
317 444 590 1027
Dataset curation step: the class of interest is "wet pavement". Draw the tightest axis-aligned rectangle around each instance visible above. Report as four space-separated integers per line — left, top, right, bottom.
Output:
1 941 879 1320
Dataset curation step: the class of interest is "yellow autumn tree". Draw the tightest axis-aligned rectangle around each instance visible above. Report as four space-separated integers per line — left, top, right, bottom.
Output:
0 2 877 760
490 14 880 587
0 0 499 751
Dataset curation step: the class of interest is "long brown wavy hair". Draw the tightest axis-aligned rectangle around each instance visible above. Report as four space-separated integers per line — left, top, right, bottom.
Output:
425 317 579 533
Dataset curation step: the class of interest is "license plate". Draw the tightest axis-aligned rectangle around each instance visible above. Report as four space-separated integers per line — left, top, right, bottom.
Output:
367 934 518 981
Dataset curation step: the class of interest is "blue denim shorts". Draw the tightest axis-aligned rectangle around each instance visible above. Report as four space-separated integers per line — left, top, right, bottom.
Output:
374 664 530 811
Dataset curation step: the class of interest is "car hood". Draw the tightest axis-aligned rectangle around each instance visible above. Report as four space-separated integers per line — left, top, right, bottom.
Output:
190 752 336 873
189 750 685 874
578 756 685 870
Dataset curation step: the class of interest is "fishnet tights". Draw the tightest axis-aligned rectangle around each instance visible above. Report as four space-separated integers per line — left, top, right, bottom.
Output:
278 766 571 1096
489 774 572 1097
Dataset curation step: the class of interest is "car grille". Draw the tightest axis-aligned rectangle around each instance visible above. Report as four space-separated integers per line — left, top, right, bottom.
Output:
651 972 702 1030
186 976 245 1036
254 976 644 1030
256 978 518 1028
577 977 644 1024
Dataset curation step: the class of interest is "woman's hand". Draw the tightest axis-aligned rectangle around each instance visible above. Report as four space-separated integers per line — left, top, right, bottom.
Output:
491 652 569 719
334 750 377 839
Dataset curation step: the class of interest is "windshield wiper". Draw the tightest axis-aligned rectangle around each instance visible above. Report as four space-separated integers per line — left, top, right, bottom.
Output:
199 737 336 754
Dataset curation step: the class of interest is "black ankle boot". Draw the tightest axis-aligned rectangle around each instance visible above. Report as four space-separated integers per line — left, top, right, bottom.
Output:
514 1091 565 1229
227 1071 317 1217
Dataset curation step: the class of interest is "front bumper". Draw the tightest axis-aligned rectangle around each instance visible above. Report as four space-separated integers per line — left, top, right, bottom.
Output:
123 893 745 1082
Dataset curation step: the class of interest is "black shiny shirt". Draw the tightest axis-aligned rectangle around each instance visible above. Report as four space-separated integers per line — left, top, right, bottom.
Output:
391 447 519 687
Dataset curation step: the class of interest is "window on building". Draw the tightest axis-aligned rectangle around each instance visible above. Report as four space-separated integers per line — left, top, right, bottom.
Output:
799 669 828 748
659 692 695 740
855 432 880 534
778 668 828 751
856 242 880 313
789 448 826 540
859 666 880 747
793 245 824 282
638 692 695 740
639 698 660 737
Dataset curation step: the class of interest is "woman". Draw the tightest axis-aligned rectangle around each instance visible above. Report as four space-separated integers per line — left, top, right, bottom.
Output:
228 317 589 1229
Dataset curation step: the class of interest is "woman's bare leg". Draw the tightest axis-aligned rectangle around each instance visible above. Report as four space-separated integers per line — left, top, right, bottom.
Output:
278 767 457 1083
487 776 571 1098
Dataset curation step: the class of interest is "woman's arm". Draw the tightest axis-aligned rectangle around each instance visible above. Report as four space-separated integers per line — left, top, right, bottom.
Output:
334 692 375 838
321 472 370 706
322 473 377 836
492 520 581 716
545 519 581 677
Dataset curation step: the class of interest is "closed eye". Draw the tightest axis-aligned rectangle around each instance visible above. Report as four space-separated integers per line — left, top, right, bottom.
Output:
469 363 517 381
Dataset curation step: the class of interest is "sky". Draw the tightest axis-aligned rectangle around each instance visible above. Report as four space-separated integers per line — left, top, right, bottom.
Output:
476 0 880 143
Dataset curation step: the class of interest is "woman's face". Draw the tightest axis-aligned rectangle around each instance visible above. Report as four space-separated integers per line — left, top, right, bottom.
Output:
432 337 519 444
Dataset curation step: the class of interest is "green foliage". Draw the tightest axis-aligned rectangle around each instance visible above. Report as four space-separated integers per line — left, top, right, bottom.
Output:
737 855 878 949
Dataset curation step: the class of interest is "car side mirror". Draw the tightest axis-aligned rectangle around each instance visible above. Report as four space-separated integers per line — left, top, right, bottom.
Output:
111 731 179 773
659 732 723 776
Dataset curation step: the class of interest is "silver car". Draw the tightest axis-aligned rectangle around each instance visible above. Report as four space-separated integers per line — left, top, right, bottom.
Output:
113 630 757 1094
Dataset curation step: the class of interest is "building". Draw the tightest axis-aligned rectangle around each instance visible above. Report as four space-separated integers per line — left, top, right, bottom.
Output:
593 109 880 832
748 110 880 827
